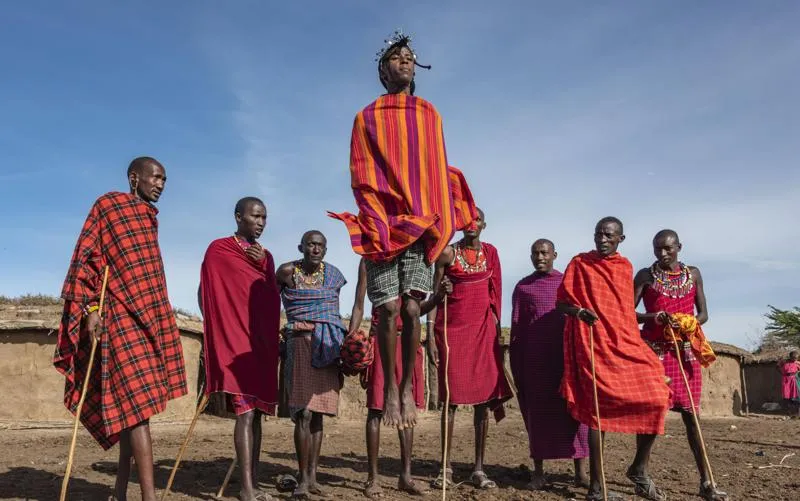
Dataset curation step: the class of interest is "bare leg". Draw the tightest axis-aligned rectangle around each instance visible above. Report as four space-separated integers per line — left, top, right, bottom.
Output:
252 411 262 483
307 412 325 495
293 410 312 498
397 425 424 494
473 404 489 473
128 421 156 501
627 434 665 500
527 459 546 490
399 296 421 429
234 410 259 500
630 433 658 476
365 410 383 497
587 428 604 497
574 458 589 487
378 301 401 427
114 429 133 501
681 411 727 500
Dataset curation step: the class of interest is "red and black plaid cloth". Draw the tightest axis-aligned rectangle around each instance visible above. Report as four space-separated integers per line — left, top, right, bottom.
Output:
558 251 669 435
54 192 187 449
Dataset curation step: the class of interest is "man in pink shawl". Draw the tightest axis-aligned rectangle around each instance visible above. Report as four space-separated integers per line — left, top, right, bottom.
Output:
424 208 512 490
199 197 281 501
510 239 589 491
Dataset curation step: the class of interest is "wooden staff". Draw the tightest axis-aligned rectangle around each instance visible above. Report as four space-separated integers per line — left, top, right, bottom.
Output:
441 296 450 501
60 265 110 501
216 457 237 499
160 393 210 500
588 323 608 501
666 323 716 488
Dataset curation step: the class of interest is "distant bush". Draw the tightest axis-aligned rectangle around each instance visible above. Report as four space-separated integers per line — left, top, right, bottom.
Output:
0 294 63 306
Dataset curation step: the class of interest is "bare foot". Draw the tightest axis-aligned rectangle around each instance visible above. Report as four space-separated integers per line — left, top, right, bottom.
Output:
574 473 590 489
364 479 383 498
526 471 547 490
240 490 273 501
400 387 417 429
383 386 401 427
308 483 329 497
292 481 309 499
398 474 427 495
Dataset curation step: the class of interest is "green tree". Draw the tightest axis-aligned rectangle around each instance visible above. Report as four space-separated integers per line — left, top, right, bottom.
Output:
764 305 800 347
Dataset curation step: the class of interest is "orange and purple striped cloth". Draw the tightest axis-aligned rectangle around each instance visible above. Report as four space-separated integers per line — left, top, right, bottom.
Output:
328 94 477 264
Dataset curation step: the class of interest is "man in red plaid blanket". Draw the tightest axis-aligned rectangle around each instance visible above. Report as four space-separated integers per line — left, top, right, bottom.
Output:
54 157 187 501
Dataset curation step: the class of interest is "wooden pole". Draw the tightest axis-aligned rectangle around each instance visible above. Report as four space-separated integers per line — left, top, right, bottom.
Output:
160 394 210 500
588 324 608 501
740 357 750 416
667 325 716 487
216 457 237 499
441 297 450 501
60 265 110 501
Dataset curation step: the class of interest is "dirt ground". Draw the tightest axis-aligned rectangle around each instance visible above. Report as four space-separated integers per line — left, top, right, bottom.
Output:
1 411 799 501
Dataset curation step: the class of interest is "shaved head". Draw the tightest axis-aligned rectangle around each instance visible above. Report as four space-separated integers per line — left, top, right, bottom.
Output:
653 229 680 244
127 156 162 177
532 238 555 252
596 216 623 235
235 196 265 216
301 230 326 246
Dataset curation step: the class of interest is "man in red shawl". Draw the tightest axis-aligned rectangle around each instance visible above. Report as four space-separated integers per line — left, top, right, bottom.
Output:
557 217 670 501
329 31 478 429
347 257 428 497
424 208 512 490
634 229 727 501
54 157 187 501
198 196 281 501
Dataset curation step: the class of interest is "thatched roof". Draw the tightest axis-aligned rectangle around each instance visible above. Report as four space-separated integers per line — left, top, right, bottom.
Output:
0 300 203 335
710 341 752 361
746 347 798 365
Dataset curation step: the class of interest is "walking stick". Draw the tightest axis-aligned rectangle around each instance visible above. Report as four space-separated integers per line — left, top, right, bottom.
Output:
441 296 450 501
666 323 716 488
60 265 110 501
160 393 210 500
216 457 237 499
588 323 608 501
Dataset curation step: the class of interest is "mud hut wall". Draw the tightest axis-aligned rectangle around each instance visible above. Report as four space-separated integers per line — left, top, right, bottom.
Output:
743 362 782 411
700 354 744 416
0 330 201 424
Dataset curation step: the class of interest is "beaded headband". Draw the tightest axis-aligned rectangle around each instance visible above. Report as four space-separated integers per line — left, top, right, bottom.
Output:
375 29 431 70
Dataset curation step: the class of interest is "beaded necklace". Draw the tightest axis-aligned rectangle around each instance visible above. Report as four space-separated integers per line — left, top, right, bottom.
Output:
293 261 325 289
454 241 487 273
650 262 693 298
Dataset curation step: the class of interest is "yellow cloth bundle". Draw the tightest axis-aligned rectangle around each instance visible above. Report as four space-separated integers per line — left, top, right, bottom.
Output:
664 313 716 368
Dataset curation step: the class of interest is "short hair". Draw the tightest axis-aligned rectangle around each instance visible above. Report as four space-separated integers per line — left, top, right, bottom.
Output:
475 207 485 220
653 229 680 244
234 196 265 215
791 350 799 358
531 238 555 251
596 216 624 234
301 230 326 246
127 156 161 177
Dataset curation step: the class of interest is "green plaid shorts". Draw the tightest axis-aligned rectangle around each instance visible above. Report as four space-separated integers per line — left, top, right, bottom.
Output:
365 242 433 307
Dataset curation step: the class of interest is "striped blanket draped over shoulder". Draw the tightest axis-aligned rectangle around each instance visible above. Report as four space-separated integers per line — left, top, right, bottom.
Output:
282 263 347 368
328 94 477 264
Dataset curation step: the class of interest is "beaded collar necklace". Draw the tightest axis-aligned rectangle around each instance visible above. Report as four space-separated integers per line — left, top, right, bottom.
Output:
454 241 487 274
650 262 693 298
293 261 325 288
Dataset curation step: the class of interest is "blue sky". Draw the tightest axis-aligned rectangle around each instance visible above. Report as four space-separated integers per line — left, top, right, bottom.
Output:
1 1 798 349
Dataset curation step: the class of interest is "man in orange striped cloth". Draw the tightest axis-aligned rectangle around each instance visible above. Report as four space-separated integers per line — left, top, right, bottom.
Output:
329 30 478 429
557 217 670 501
